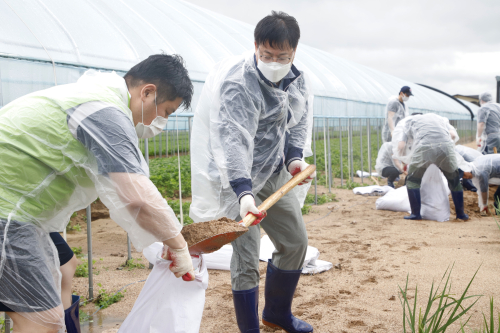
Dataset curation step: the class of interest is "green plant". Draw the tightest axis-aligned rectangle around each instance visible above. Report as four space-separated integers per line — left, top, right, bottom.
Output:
95 283 125 309
149 156 191 199
400 264 481 333
71 212 78 218
462 297 500 333
122 258 145 271
305 132 380 182
168 199 193 225
66 223 82 232
79 309 91 323
301 204 312 215
75 259 96 278
71 246 84 258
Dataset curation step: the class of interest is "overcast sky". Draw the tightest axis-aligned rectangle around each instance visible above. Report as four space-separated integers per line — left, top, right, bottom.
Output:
185 0 500 96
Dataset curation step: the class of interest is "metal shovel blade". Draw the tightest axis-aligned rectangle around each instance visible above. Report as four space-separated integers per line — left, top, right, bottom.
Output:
188 229 248 255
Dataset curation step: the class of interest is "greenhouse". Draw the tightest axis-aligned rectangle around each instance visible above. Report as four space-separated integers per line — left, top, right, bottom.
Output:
0 0 478 119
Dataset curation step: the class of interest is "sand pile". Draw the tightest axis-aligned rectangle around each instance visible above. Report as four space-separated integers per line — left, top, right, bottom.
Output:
181 217 247 247
449 186 498 219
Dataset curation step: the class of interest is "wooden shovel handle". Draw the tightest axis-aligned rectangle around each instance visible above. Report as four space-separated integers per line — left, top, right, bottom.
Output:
241 165 316 227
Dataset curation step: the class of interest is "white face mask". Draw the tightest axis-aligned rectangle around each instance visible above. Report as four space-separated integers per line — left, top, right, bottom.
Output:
257 59 293 83
135 92 168 139
402 95 409 102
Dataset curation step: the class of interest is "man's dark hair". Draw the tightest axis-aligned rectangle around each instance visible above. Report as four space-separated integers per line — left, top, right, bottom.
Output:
254 11 300 50
124 54 193 110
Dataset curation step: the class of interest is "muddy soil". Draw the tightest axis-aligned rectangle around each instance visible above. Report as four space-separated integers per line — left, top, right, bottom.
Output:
181 217 247 247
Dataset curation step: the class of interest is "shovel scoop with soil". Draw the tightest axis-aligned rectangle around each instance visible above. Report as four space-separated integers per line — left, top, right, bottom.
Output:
181 165 317 255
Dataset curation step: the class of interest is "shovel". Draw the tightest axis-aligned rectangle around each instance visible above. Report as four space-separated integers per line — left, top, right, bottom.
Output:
186 165 317 255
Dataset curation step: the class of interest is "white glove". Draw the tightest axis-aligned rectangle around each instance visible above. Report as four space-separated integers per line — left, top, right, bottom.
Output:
287 160 316 185
239 194 266 225
162 244 195 281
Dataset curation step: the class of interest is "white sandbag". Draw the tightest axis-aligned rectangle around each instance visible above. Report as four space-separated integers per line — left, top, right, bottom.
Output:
302 260 333 274
143 242 163 265
203 244 233 271
259 235 320 273
353 185 393 196
376 186 411 212
376 164 450 222
356 170 379 178
420 164 450 222
119 253 208 333
489 177 500 185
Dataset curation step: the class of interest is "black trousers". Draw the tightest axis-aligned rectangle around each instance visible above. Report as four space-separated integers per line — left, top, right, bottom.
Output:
381 166 400 183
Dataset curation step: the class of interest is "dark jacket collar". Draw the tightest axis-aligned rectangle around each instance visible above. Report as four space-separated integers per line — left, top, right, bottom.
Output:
253 54 301 91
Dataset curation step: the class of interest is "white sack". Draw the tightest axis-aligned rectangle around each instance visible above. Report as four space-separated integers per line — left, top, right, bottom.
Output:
259 235 323 272
119 254 208 333
420 164 450 222
376 164 451 222
376 186 411 212
302 260 333 274
356 170 379 178
353 185 393 196
203 244 233 271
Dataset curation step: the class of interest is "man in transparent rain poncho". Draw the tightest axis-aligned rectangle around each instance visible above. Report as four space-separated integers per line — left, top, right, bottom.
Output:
0 55 196 333
392 113 469 221
382 86 413 143
463 154 500 215
190 11 315 333
375 142 407 188
476 92 500 154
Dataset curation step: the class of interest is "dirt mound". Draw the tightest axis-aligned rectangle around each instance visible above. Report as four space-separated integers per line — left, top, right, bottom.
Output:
448 186 498 219
181 217 247 247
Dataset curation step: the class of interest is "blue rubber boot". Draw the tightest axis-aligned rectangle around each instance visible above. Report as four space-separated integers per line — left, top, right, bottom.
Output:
451 191 469 221
64 295 81 333
232 286 260 333
404 188 422 220
262 260 313 333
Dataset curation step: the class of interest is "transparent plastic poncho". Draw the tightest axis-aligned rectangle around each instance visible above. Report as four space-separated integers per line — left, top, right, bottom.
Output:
455 145 482 162
392 114 459 171
382 96 408 143
470 154 500 208
476 103 500 153
190 52 313 222
375 142 399 175
0 71 181 330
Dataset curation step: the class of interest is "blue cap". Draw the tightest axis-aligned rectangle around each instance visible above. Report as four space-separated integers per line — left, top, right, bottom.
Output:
400 86 413 96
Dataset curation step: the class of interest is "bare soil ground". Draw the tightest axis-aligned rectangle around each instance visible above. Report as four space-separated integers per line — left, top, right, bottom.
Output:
65 176 500 333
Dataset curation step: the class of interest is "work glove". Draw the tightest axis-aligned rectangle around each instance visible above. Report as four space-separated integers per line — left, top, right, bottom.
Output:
287 160 316 185
480 205 489 216
239 194 266 226
162 244 196 281
477 136 482 148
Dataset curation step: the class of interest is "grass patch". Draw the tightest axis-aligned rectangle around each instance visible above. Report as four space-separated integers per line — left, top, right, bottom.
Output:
149 156 191 199
169 199 193 225
95 283 125 310
122 258 145 271
71 246 84 259
302 193 337 215
75 259 96 278
399 264 481 332
66 223 81 232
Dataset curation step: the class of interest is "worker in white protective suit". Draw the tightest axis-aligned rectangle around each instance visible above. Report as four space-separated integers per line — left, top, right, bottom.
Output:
392 113 469 221
455 145 480 192
375 142 407 188
476 92 500 154
190 11 314 333
0 55 195 333
463 154 500 215
382 86 413 142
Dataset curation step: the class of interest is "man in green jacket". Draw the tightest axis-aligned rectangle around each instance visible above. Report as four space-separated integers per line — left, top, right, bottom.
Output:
0 54 194 332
